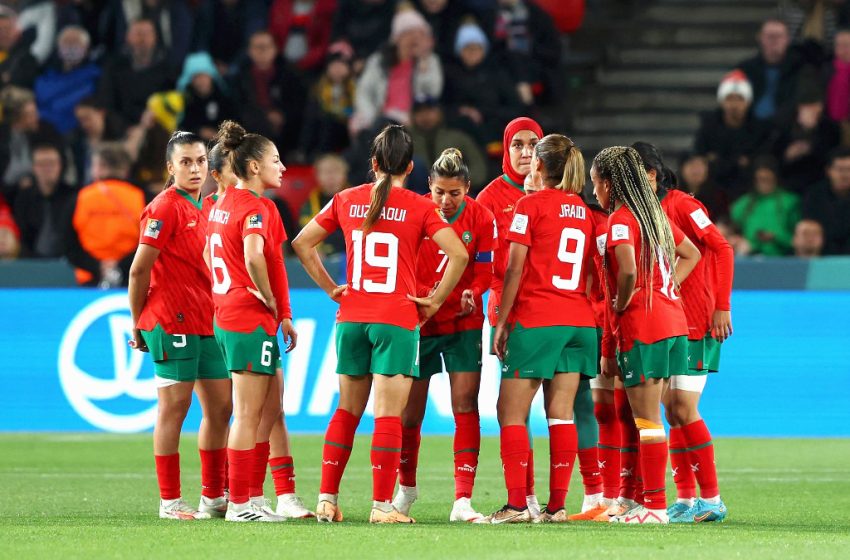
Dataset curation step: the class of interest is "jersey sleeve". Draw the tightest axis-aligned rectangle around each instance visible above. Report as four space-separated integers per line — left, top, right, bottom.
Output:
239 198 272 240
677 196 714 242
703 227 734 311
607 213 635 249
671 222 686 246
138 199 176 250
421 199 449 239
505 196 532 247
314 195 340 233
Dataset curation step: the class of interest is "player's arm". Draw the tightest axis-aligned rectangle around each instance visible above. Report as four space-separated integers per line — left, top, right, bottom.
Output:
612 243 637 313
673 234 701 287
409 227 469 321
703 227 734 341
244 233 277 318
128 244 160 352
292 220 346 301
492 240 527 359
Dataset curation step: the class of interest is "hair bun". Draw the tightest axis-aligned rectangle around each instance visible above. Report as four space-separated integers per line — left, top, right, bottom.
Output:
215 120 247 152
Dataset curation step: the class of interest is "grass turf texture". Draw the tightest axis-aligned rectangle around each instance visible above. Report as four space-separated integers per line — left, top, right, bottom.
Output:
2 435 849 559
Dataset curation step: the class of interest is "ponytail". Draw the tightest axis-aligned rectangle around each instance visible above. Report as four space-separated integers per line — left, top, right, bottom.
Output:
534 134 585 194
363 124 414 231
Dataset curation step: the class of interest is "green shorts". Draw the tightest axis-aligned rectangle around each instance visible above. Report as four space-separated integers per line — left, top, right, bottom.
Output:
213 322 280 375
140 324 227 382
501 323 598 380
686 333 722 373
336 322 419 377
617 335 688 388
488 326 497 356
419 329 482 377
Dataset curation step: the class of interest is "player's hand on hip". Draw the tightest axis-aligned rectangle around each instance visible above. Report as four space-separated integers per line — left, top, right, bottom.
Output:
456 289 476 317
711 309 732 341
329 284 347 303
407 293 441 323
600 356 619 378
281 318 298 353
129 328 148 352
247 287 277 317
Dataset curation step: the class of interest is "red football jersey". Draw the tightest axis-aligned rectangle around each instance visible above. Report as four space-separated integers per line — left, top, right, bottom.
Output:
137 187 214 335
476 175 526 326
315 184 449 330
416 195 496 336
605 205 688 352
661 189 733 340
261 196 293 323
504 189 595 328
207 188 287 335
589 207 609 329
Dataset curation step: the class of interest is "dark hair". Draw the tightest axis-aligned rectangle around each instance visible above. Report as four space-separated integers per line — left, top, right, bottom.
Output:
631 141 678 193
535 134 585 194
163 130 205 188
208 142 226 174
215 120 273 181
827 146 850 167
364 124 414 230
751 154 779 176
75 95 104 111
761 17 788 32
430 147 469 183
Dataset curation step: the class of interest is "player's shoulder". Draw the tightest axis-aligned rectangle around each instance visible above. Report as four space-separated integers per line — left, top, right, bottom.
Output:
144 187 177 213
609 205 636 227
466 195 494 220
475 177 504 203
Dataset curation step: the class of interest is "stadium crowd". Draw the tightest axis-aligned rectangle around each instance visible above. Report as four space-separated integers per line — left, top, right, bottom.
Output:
0 0 848 284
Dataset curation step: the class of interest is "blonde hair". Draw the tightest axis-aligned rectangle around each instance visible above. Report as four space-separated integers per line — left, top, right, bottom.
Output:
430 147 470 183
315 152 349 173
592 146 677 306
534 134 585 194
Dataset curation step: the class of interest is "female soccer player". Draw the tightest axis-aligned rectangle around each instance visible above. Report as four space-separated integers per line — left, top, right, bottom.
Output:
128 131 231 520
632 141 732 523
292 125 468 524
476 116 543 515
204 143 238 210
489 134 596 523
206 121 297 522
391 148 496 523
591 146 701 524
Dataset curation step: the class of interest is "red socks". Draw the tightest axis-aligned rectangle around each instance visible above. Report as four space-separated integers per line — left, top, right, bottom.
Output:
227 448 254 505
199 448 227 499
639 439 668 510
682 419 720 498
249 441 270 498
270 456 295 496
500 425 530 509
595 401 621 500
155 453 180 500
577 447 603 496
453 411 480 500
670 426 697 500
371 416 402 502
547 422 578 511
615 389 640 501
320 408 359 495
399 425 422 487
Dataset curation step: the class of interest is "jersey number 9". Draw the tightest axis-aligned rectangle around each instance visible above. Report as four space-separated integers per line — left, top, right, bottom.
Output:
552 227 586 291
351 230 399 293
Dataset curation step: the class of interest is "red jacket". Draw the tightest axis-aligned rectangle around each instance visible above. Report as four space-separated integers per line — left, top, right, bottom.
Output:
268 0 336 71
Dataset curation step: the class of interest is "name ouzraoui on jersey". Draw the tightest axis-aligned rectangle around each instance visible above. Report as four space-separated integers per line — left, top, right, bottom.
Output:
348 204 407 222
209 209 230 224
559 204 586 219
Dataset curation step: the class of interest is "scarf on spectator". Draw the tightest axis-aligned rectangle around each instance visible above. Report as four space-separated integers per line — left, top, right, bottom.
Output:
828 58 850 121
501 116 543 186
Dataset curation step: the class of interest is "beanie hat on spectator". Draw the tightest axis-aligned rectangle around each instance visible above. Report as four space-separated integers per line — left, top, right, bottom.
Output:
502 117 544 185
177 52 227 93
455 22 489 56
717 70 753 104
391 8 431 43
147 91 185 133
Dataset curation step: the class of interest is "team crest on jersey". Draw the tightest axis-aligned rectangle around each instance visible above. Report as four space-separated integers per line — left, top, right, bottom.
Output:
247 214 263 229
462 231 472 244
143 218 162 239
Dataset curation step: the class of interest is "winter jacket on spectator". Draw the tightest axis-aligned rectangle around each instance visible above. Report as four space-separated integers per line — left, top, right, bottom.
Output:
412 0 466 62
13 180 76 258
269 0 336 73
0 30 39 89
803 179 850 255
736 49 805 123
409 119 488 191
331 0 397 62
773 110 840 193
96 48 175 129
176 52 236 139
730 189 800 256
35 61 102 135
300 73 356 157
0 121 65 204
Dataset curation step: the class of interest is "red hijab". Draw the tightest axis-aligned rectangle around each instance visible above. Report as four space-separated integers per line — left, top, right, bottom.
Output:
501 117 544 186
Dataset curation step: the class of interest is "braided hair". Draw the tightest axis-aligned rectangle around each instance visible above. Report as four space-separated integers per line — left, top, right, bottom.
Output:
593 146 678 305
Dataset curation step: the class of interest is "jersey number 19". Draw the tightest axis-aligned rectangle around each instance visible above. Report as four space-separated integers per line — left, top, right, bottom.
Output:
351 230 399 293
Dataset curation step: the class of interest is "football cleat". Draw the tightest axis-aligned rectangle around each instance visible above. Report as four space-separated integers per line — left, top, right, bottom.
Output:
392 485 418 517
160 498 212 520
198 495 227 518
526 495 541 521
580 493 604 513
316 499 344 523
369 506 416 524
610 505 669 524
533 507 569 523
276 494 315 519
449 497 484 522
225 501 286 522
692 498 727 523
568 502 610 521
667 501 695 523
484 505 531 524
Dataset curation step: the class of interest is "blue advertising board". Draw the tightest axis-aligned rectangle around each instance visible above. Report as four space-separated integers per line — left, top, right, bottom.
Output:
0 289 847 436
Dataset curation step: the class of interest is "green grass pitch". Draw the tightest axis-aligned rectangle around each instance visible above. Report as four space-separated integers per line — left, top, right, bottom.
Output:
2 435 849 559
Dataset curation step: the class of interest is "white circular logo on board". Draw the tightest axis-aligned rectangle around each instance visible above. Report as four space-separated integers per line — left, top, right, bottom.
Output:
58 294 157 432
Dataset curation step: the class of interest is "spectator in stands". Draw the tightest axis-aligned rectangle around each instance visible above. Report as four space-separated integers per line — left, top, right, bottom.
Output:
300 41 357 159
96 18 175 131
67 142 145 286
231 30 306 156
491 0 561 105
98 0 195 71
694 70 773 198
331 0 397 69
736 18 803 122
0 193 20 259
793 218 825 257
825 27 850 140
12 144 75 259
127 91 183 196
803 147 850 254
678 152 730 220
773 85 840 192
731 156 801 256
715 217 752 256
16 0 85 66
408 95 488 190
350 6 443 135
0 6 39 89
299 153 348 254
268 0 336 74
176 52 236 141
412 0 467 61
442 20 523 151
34 26 102 135
70 96 124 187
0 86 64 204
780 0 842 46
193 0 269 74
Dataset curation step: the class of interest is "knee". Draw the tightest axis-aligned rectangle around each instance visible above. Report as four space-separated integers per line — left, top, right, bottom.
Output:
669 400 698 426
159 396 192 420
594 402 616 425
451 395 478 415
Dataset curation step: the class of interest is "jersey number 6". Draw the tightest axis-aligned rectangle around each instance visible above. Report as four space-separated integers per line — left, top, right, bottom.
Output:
350 230 399 293
209 233 232 295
